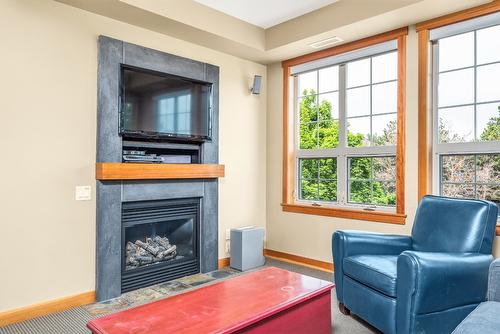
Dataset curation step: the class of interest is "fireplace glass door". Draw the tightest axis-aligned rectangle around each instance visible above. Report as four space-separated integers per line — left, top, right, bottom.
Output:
121 198 200 292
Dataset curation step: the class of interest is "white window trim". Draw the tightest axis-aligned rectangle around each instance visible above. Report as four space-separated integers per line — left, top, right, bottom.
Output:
293 50 397 212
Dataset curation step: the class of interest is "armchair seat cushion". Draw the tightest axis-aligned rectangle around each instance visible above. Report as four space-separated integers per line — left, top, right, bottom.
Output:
343 255 398 297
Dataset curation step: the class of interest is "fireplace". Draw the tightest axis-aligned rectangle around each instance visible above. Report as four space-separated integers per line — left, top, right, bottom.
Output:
96 37 219 302
121 198 200 293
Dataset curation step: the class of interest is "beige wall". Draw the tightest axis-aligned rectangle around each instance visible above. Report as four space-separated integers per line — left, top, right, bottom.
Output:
0 0 266 312
266 26 500 262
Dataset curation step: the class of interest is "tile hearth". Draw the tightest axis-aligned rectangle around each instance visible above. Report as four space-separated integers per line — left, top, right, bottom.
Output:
84 268 239 316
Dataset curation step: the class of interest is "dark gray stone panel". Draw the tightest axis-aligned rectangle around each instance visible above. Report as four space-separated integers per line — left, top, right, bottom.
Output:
200 180 218 273
95 181 122 301
202 64 220 164
122 180 204 202
123 42 206 82
97 36 123 163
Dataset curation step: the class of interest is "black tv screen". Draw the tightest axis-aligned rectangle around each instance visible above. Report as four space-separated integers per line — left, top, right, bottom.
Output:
120 66 212 141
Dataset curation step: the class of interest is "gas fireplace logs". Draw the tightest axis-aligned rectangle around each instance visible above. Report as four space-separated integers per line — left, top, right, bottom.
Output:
126 236 178 270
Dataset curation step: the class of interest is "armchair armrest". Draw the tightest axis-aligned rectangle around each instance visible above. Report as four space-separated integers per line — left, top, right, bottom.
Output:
332 231 412 302
397 251 492 333
488 258 500 302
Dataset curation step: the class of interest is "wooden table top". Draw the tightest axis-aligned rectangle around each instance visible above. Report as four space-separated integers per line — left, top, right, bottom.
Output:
87 267 334 334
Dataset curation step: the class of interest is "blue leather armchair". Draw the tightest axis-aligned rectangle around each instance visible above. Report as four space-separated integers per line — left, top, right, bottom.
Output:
333 195 498 334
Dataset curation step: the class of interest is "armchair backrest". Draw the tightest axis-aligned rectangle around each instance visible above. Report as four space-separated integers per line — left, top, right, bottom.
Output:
411 195 498 254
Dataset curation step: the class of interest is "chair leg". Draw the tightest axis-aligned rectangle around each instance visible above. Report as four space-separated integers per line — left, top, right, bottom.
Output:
339 303 350 315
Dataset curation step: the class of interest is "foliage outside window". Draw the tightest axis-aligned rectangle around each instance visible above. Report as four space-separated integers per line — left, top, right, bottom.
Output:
433 24 500 212
295 50 398 208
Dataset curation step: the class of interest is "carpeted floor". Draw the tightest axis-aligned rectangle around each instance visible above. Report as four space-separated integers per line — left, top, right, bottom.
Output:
0 258 380 334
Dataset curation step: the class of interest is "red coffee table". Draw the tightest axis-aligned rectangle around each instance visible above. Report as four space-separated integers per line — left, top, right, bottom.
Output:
87 267 334 334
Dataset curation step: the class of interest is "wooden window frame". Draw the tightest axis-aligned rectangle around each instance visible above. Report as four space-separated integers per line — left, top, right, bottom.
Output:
281 27 408 225
416 1 500 236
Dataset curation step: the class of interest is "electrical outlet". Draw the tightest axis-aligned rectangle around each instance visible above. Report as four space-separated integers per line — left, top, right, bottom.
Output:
225 228 231 240
225 240 230 254
75 186 91 201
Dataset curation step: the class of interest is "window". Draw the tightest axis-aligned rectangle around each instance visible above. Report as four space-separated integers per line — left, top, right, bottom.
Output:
282 28 407 224
431 23 500 213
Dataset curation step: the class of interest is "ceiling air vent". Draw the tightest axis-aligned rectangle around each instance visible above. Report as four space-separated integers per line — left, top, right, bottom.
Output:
308 36 343 49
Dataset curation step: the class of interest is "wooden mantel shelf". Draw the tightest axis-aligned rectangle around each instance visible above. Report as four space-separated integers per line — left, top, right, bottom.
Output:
96 163 225 180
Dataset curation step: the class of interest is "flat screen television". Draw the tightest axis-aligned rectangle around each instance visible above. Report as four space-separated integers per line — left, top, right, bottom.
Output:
120 66 212 141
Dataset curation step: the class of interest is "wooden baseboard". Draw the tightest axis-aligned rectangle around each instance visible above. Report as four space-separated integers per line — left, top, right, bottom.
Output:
0 291 95 327
218 257 230 269
264 249 333 273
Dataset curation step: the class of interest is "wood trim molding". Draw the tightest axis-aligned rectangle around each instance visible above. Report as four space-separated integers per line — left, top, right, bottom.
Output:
0 291 95 327
497 225 500 236
416 1 500 32
218 257 230 269
281 27 408 223
396 35 407 214
282 203 406 224
282 27 408 68
95 163 225 180
264 249 333 273
282 66 293 205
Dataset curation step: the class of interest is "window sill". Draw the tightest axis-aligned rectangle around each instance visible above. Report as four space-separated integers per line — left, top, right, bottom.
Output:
281 203 406 225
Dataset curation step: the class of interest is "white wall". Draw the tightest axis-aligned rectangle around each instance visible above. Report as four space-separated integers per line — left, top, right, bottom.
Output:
265 26 500 262
0 0 266 311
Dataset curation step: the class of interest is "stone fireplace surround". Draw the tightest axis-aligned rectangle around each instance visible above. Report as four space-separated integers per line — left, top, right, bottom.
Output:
96 36 220 302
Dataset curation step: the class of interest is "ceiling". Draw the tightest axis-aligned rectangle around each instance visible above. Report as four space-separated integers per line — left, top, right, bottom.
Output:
193 0 338 28
55 0 492 64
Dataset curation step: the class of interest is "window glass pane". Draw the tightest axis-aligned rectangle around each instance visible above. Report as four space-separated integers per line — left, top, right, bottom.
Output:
372 81 397 115
476 154 500 183
299 158 337 202
346 58 370 88
319 158 337 179
373 157 396 181
440 154 500 212
441 183 475 198
349 180 372 204
346 86 370 117
438 68 474 107
319 181 337 201
300 159 319 179
477 63 500 103
476 102 500 141
319 66 339 93
299 95 318 123
319 92 339 120
372 52 397 83
347 116 370 147
441 155 475 183
476 184 500 208
438 106 474 143
372 113 397 146
300 179 318 200
348 156 396 206
298 71 317 96
438 32 474 72
318 120 339 148
373 181 396 205
477 25 500 65
349 157 371 179
299 122 317 149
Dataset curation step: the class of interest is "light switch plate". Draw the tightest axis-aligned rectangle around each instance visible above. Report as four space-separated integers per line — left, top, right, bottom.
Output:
75 185 92 201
